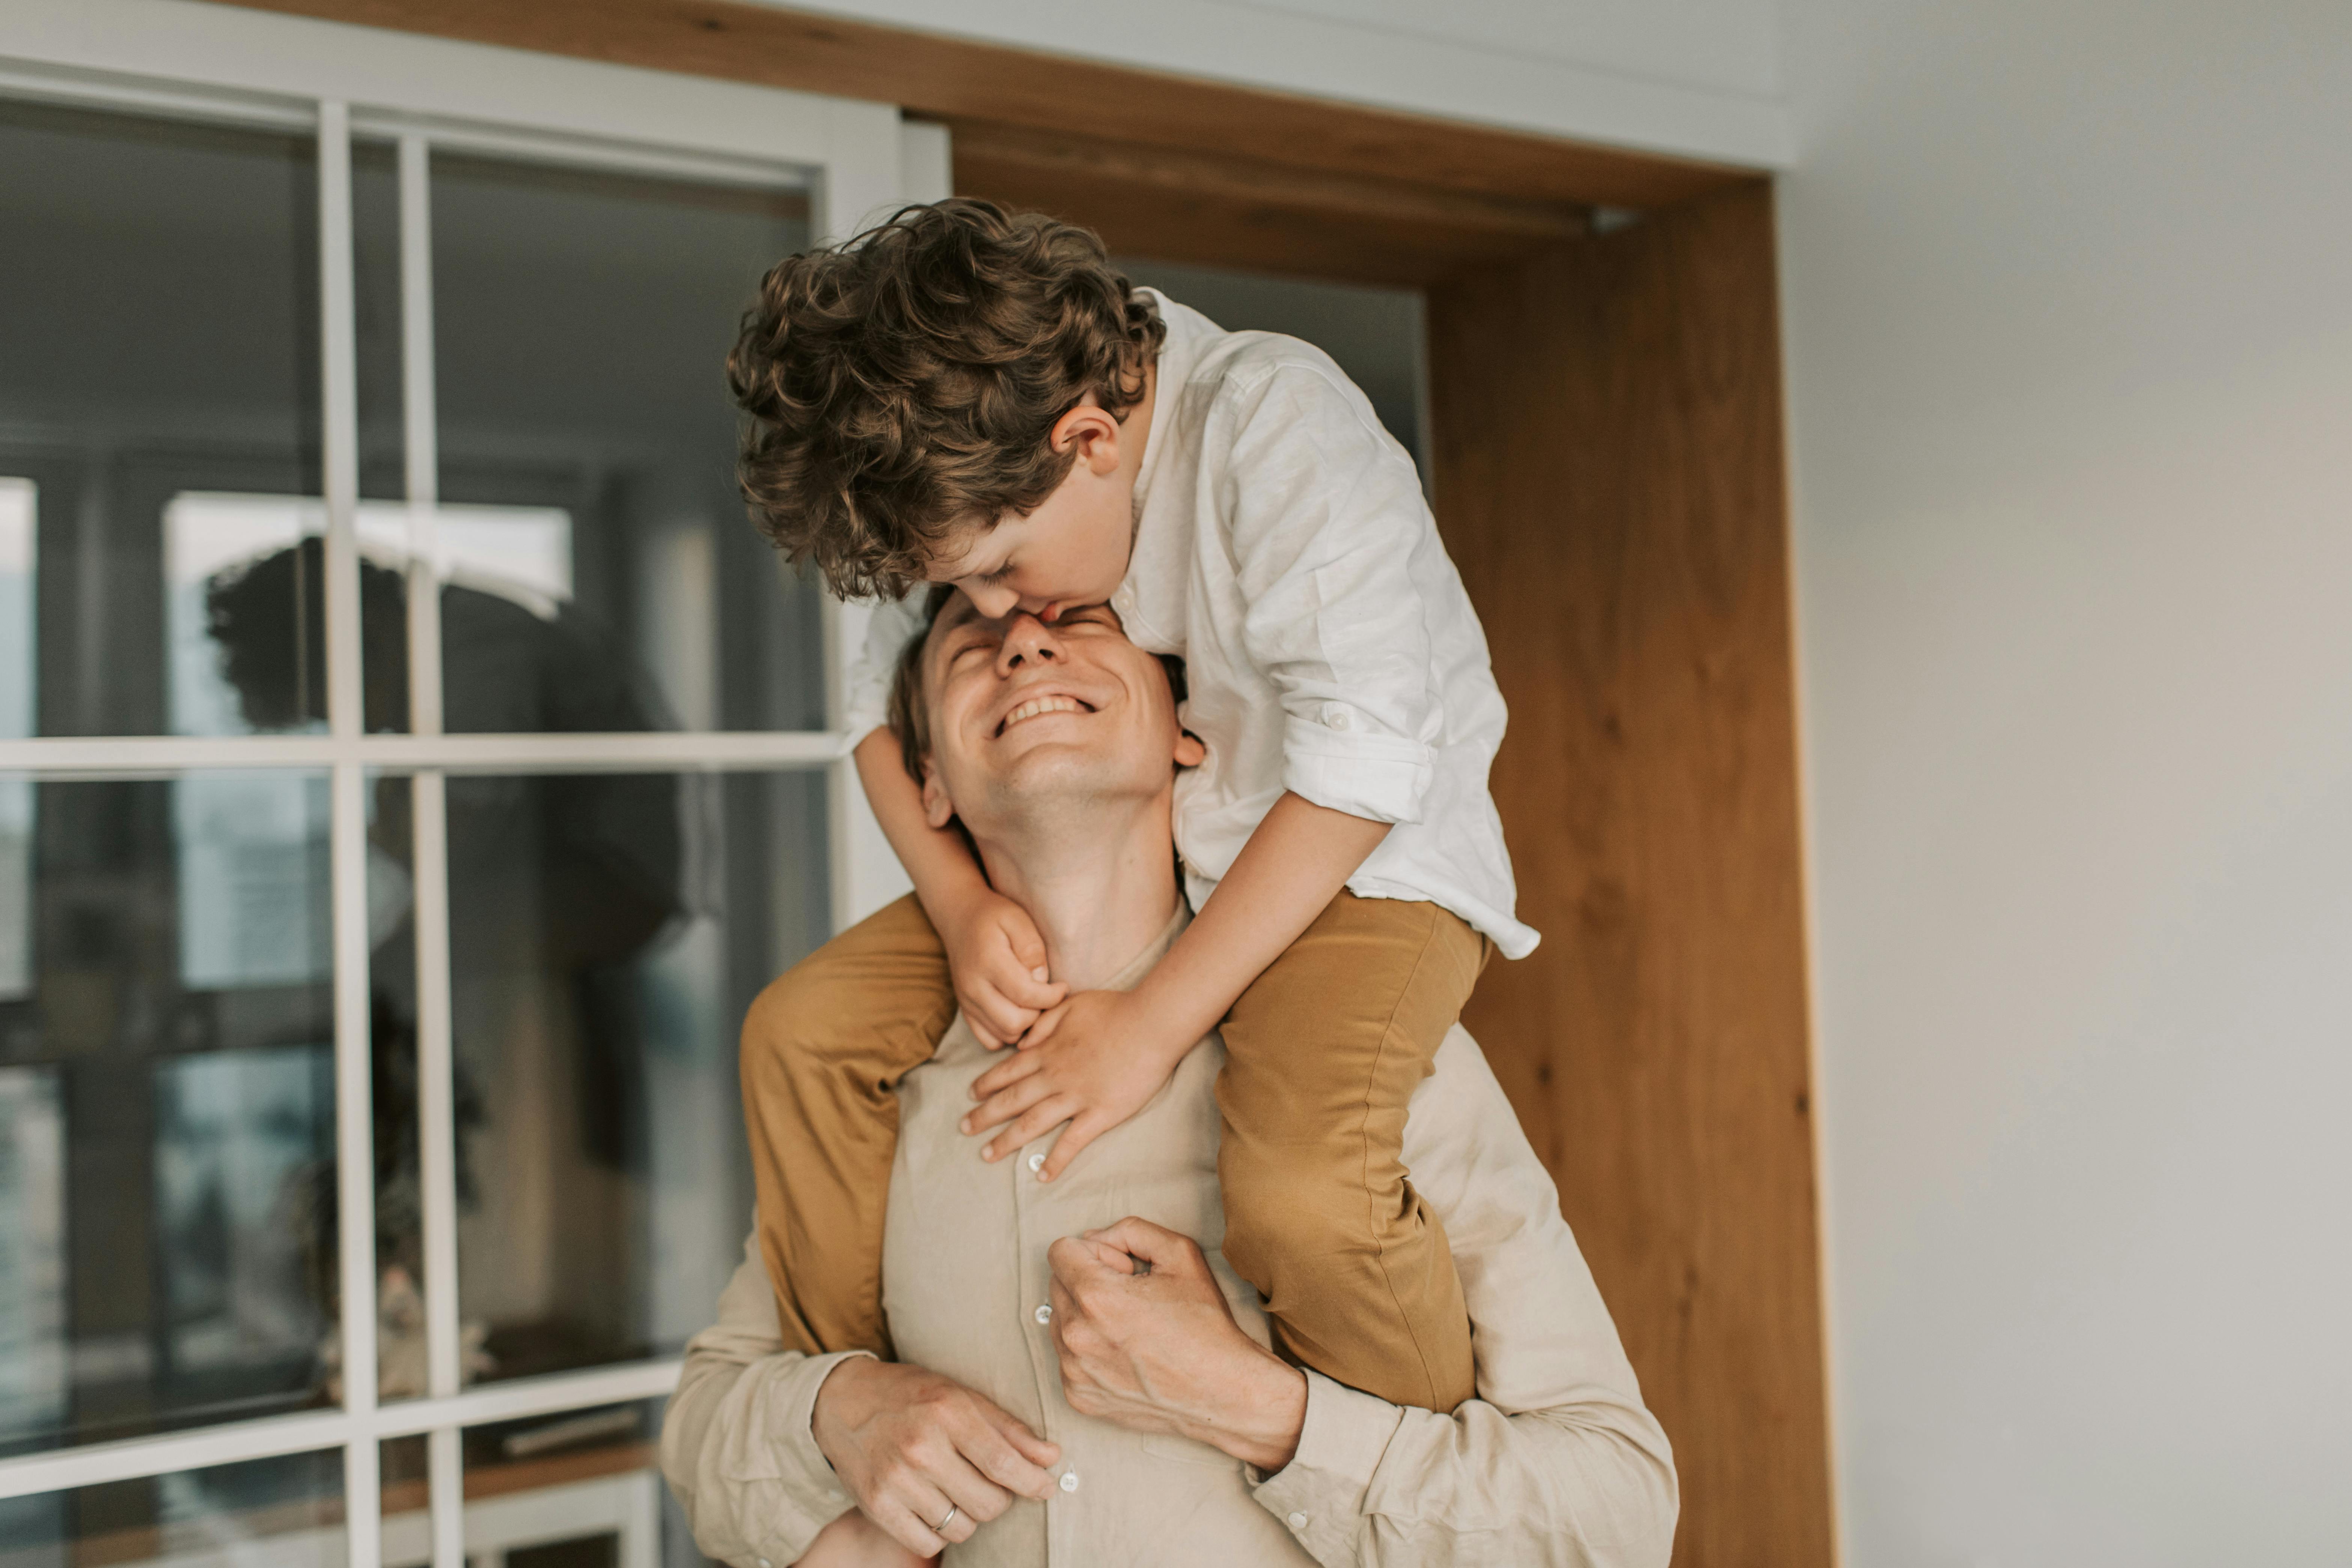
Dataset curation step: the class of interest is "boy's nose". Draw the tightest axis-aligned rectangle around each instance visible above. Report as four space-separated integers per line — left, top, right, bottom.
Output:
963 580 1019 618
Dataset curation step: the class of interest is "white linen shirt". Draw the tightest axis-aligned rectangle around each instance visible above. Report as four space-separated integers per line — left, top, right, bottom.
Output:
661 906 1677 1566
842 291 1539 959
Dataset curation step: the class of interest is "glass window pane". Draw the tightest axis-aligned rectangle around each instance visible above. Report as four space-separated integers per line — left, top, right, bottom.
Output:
0 102 402 740
0 773 357 1455
2 477 30 998
381 1403 701 1568
430 156 823 734
0 1448 344 1568
445 771 826 1381
0 105 404 740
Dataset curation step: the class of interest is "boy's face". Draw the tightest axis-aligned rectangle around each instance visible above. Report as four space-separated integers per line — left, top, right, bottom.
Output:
924 387 1149 623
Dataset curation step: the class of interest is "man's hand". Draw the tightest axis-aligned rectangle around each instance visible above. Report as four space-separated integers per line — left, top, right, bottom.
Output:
1047 1218 1308 1472
938 883 1068 1047
810 1357 1061 1557
961 990 1192 1176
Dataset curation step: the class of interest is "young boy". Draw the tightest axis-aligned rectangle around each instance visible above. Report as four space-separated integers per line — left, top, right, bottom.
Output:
730 200 1537 1414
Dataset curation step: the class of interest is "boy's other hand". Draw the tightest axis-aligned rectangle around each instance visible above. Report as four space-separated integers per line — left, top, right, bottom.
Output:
940 885 1068 1047
960 989 1192 1178
790 1505 937 1567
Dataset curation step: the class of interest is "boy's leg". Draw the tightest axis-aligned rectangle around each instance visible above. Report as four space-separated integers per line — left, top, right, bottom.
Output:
1216 892 1492 1412
740 894 957 1359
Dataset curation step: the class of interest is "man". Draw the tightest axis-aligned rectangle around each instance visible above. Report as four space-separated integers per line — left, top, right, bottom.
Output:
661 594 1676 1566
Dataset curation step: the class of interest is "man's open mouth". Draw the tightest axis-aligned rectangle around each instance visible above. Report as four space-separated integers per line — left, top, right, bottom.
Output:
995 694 1094 736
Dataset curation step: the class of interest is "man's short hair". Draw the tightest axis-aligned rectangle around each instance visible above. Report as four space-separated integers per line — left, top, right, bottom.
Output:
729 199 1166 600
883 590 1187 784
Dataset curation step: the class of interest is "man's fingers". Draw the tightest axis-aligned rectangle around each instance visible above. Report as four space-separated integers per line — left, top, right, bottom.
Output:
970 1047 1045 1103
962 1074 1052 1140
1047 1234 1133 1292
1084 1214 1200 1271
962 1007 1006 1050
984 1095 1076 1164
962 1416 1059 1500
864 1497 948 1559
931 1453 1015 1531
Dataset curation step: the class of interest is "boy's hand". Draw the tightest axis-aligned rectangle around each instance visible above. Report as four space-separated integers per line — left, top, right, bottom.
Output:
939 884 1068 1047
960 990 1194 1178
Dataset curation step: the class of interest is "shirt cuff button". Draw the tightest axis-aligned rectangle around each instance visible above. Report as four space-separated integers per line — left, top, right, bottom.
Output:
1286 1512 1309 1530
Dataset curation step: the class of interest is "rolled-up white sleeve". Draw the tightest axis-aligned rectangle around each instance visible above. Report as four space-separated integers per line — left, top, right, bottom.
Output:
1247 1030 1680 1566
660 1232 872 1567
1216 365 1443 826
839 594 931 744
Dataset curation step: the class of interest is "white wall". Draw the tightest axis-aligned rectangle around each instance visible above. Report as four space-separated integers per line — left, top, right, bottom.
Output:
1776 1 2352 1561
748 0 1791 169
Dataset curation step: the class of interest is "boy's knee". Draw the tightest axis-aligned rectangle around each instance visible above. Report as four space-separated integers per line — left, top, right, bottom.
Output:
1219 1149 1367 1265
746 959 851 1055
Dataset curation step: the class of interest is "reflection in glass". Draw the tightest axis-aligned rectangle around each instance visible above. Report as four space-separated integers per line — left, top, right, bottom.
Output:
0 1448 343 1568
0 1068 66 1452
431 155 823 732
0 775 355 1456
0 108 405 744
436 772 826 1382
0 101 324 739
154 1047 334 1395
1 476 30 998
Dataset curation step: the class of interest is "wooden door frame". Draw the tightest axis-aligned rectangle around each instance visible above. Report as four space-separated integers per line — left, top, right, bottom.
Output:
214 5 1833 1563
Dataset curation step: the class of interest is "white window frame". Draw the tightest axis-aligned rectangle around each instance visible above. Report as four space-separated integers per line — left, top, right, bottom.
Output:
0 3 937 1562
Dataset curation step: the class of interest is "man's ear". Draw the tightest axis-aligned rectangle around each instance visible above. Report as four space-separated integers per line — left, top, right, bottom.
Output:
1173 728 1207 768
919 759 956 830
1049 399 1123 476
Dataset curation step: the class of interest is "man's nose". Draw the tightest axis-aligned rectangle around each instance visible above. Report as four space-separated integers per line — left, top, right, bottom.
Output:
996 613 1065 674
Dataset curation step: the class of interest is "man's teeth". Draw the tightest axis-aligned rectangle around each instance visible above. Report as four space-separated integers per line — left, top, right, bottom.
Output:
1003 696 1084 727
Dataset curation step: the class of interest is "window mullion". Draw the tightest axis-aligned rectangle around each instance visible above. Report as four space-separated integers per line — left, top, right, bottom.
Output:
319 96 384 1568
399 127 468 1568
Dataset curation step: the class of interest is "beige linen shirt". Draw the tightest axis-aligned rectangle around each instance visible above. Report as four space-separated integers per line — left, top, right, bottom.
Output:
663 909 1674 1566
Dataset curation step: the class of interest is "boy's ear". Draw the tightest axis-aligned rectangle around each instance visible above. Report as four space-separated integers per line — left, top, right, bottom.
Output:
1173 728 1207 768
1049 399 1124 475
919 759 956 830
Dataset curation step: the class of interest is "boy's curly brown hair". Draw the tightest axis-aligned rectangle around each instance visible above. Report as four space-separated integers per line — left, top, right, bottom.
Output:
728 199 1165 600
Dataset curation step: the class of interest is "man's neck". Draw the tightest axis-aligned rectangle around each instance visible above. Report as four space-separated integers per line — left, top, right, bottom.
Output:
971 795 1181 992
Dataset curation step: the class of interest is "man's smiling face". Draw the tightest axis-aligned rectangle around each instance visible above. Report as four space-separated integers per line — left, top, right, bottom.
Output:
916 597 1201 836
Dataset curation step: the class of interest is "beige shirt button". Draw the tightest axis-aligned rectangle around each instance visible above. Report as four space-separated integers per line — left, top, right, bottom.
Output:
1027 1151 1046 1173
1034 1303 1053 1325
758 1559 773 1566
1286 1512 1309 1529
1058 1469 1080 1493
1324 706 1352 731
